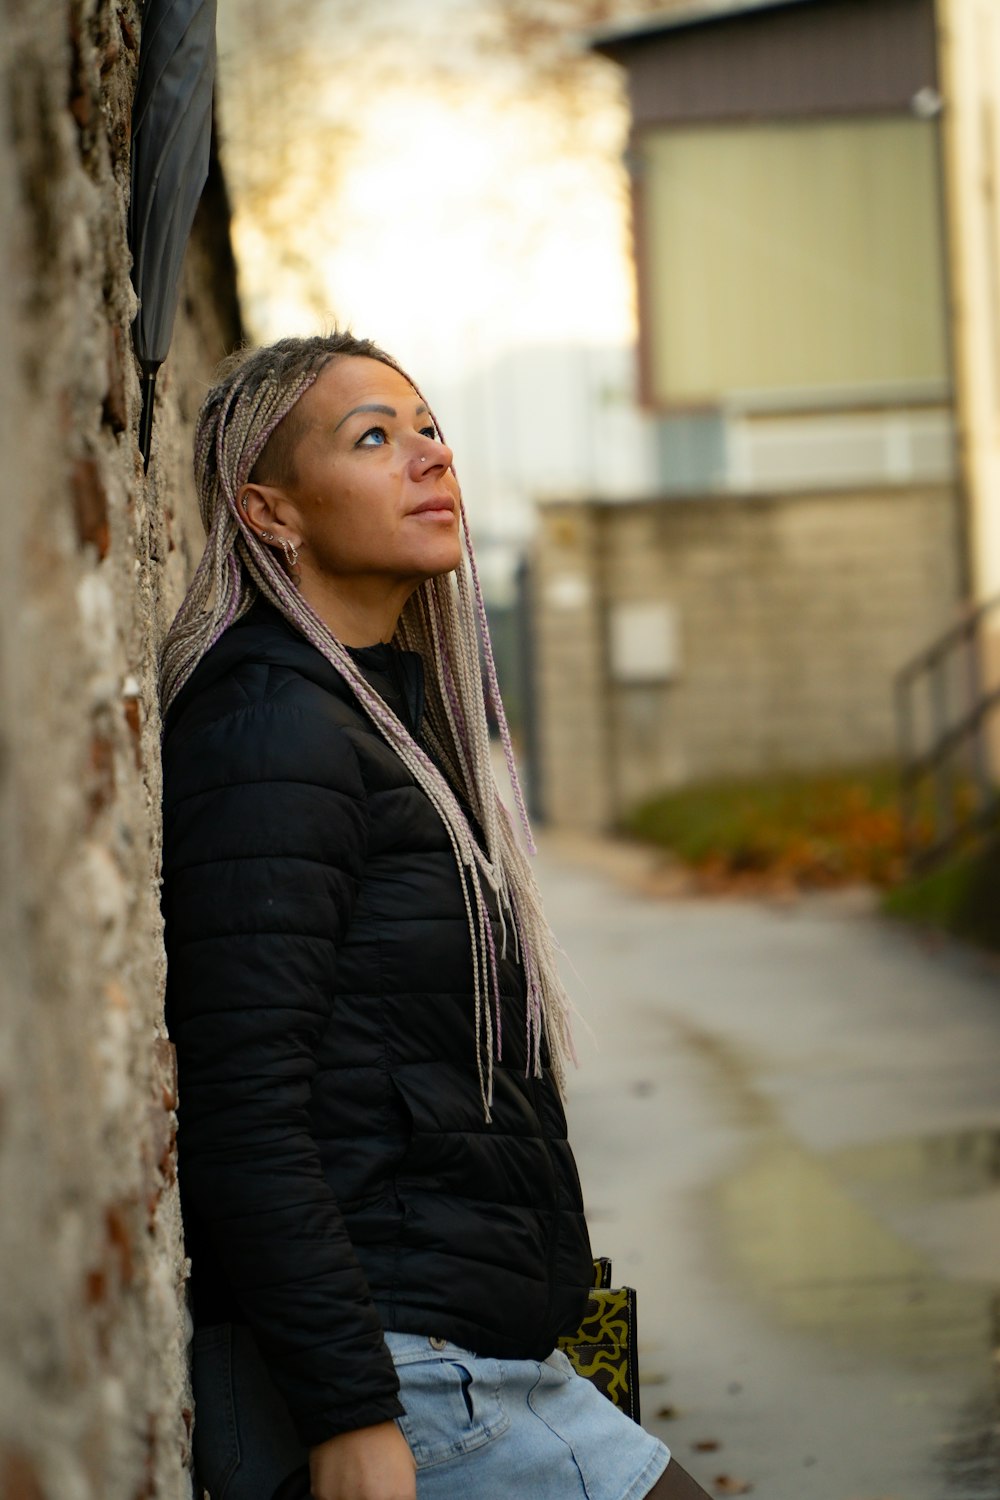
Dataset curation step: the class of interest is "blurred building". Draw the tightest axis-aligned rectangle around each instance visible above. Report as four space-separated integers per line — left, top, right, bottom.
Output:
530 0 1000 832
936 0 1000 764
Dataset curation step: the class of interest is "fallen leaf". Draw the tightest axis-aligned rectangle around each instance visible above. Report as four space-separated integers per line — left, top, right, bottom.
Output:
656 1405 679 1420
713 1477 753 1496
693 1439 721 1452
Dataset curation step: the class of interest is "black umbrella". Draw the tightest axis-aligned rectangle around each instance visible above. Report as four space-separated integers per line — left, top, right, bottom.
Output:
130 0 218 469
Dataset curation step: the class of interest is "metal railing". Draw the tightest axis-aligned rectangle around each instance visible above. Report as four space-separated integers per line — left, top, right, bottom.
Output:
895 596 1000 870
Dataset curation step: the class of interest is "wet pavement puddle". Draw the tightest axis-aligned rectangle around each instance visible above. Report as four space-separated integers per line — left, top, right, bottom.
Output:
716 1130 1000 1497
663 1014 1000 1496
718 1131 1000 1361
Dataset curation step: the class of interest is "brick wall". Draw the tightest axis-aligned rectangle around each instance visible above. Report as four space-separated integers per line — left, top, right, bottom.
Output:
0 3 239 1495
533 485 963 830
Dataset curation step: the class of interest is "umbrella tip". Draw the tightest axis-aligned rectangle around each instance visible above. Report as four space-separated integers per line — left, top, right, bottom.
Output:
139 369 157 471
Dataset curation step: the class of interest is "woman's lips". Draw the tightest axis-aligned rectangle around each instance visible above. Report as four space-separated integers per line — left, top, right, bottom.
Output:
409 497 456 520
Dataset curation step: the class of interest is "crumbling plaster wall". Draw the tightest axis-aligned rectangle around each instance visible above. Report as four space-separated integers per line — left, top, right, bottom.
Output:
0 3 239 1496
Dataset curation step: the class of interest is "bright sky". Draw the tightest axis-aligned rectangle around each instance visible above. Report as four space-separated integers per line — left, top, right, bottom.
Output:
217 0 640 389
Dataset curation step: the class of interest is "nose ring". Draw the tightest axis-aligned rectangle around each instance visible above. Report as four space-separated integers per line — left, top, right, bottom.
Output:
420 456 427 464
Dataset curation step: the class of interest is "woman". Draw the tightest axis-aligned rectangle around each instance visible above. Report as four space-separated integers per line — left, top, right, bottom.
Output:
160 333 711 1500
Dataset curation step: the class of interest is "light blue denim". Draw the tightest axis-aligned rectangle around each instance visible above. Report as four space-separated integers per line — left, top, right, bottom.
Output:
384 1331 670 1500
190 1322 670 1500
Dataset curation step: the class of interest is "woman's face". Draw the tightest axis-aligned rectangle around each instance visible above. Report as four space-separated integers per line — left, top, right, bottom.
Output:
268 356 463 591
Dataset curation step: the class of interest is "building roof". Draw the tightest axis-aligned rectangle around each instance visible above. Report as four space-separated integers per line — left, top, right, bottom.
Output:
590 0 816 52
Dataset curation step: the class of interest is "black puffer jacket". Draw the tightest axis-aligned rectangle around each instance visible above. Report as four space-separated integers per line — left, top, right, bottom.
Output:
161 599 592 1447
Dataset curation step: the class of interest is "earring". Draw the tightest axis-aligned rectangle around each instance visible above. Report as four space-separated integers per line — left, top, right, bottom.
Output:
260 530 274 542
241 496 249 511
279 537 300 568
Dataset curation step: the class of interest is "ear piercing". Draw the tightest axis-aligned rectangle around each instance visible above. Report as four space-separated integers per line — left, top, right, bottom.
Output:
258 531 300 569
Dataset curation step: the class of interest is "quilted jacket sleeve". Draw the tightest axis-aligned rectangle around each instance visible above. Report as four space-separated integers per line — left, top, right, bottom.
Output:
162 671 403 1446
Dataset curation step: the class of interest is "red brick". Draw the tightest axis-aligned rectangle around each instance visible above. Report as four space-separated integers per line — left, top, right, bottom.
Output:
153 1038 178 1110
118 9 138 56
103 324 129 434
71 457 110 559
0 1448 45 1500
87 730 115 820
123 694 142 769
105 1202 135 1288
85 1267 108 1306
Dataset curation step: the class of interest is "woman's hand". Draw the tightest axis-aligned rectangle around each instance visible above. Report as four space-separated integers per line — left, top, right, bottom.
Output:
309 1420 417 1500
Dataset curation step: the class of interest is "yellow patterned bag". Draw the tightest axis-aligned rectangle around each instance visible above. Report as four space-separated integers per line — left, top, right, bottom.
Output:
557 1257 641 1422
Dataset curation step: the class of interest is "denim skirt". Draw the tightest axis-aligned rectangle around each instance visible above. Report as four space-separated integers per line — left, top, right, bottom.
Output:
191 1323 670 1500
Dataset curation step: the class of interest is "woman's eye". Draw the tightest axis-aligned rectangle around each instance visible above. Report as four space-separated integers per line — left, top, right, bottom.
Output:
356 426 388 447
420 425 438 441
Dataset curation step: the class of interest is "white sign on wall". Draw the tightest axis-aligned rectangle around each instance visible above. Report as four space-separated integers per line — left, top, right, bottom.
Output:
608 601 681 684
546 574 591 611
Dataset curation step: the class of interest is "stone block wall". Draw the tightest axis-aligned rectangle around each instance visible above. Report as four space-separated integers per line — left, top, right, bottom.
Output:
0 3 239 1496
532 485 963 830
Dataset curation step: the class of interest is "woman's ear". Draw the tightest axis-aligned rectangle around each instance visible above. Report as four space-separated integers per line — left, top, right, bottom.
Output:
238 482 284 538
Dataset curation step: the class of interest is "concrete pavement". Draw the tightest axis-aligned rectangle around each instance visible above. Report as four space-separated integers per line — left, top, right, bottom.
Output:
534 832 1000 1500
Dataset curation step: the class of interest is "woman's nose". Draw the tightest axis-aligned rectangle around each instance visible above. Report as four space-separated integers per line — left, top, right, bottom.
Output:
413 436 453 475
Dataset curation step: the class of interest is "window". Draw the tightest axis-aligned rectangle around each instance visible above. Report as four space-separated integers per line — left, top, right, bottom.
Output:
639 117 949 408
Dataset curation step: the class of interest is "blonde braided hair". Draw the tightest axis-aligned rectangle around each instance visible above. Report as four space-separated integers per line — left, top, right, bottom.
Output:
160 333 576 1116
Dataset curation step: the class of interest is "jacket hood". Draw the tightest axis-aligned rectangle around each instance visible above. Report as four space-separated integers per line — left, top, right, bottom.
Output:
164 597 425 740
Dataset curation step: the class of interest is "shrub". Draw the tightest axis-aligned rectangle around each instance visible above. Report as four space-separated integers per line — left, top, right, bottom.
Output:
624 766 913 889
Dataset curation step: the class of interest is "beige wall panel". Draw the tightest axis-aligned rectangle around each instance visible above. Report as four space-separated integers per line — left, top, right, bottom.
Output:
644 119 949 405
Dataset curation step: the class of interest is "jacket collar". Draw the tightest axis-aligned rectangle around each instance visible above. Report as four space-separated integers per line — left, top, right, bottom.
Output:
344 639 424 737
